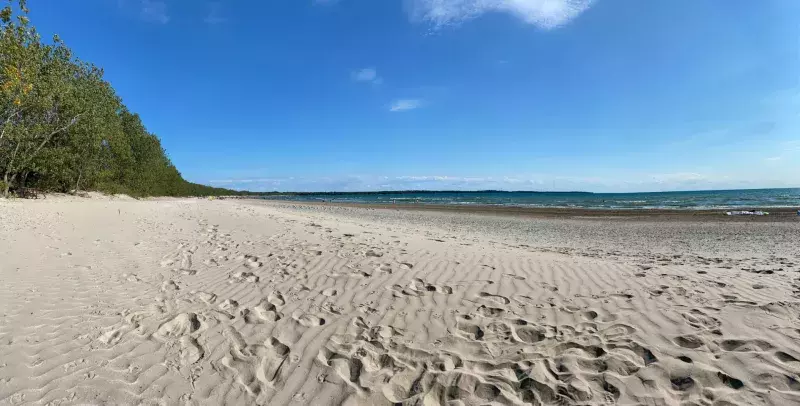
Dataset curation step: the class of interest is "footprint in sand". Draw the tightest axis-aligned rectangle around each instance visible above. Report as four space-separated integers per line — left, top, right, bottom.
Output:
122 273 140 282
513 324 548 344
409 278 453 294
717 338 774 352
219 299 239 312
350 270 372 278
476 305 505 318
387 284 421 297
222 332 291 392
180 252 193 270
179 336 204 365
719 294 758 306
261 337 292 383
194 291 217 305
244 255 262 269
268 291 286 306
477 291 510 305
673 334 705 349
243 300 282 324
292 311 326 327
161 280 179 292
154 313 202 341
775 351 800 364
582 310 600 321
540 283 559 292
598 323 636 340
610 292 634 300
682 309 721 331
292 284 311 292
229 271 259 284
356 303 376 314
322 302 344 315
98 328 123 345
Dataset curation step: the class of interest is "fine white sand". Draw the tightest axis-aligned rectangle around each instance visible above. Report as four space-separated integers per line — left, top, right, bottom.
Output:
1 197 799 405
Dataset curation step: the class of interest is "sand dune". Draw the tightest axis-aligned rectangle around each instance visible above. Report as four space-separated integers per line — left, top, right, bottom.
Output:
0 198 799 405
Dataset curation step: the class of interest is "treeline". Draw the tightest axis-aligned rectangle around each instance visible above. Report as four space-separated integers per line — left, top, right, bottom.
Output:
0 0 238 198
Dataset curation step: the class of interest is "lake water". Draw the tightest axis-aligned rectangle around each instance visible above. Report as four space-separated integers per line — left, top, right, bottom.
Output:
262 188 800 210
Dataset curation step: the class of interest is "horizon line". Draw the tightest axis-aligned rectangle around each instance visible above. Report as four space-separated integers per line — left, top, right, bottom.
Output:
222 186 800 195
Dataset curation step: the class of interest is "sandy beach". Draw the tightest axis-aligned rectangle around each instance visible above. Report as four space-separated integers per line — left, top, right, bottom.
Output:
1 197 799 405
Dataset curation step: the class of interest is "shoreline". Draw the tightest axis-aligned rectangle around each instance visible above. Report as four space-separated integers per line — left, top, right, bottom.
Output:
249 198 800 221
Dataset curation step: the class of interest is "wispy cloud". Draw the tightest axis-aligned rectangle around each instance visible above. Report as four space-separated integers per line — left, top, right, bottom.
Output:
410 0 595 29
389 99 423 112
204 2 227 25
784 140 800 151
649 172 706 184
210 178 289 185
140 0 169 24
758 140 800 163
351 68 383 85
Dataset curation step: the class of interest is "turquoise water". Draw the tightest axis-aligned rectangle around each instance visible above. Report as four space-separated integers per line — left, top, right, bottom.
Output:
263 188 800 210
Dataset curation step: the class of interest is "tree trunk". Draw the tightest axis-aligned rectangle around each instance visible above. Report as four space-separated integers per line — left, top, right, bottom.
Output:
2 172 16 198
75 169 82 193
20 171 29 188
2 172 9 198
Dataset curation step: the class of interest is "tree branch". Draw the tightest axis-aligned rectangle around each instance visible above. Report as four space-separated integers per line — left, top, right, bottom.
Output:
0 109 21 145
18 112 83 170
4 140 22 184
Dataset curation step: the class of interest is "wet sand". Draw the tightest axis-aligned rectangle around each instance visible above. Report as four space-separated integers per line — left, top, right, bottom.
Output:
247 198 800 222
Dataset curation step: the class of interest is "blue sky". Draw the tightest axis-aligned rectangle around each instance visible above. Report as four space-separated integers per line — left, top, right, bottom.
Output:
30 0 799 192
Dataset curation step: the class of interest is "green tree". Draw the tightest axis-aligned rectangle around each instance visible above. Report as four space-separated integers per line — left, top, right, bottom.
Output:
1 1 85 196
1 0 249 198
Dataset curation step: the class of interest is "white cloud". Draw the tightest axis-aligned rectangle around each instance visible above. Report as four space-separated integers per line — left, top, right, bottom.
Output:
389 99 423 112
765 156 782 162
352 68 383 85
209 178 288 184
140 0 169 24
410 0 595 29
649 172 706 184
353 68 376 81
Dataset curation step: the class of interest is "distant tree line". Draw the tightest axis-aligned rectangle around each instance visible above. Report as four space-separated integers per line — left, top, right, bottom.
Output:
0 0 241 198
